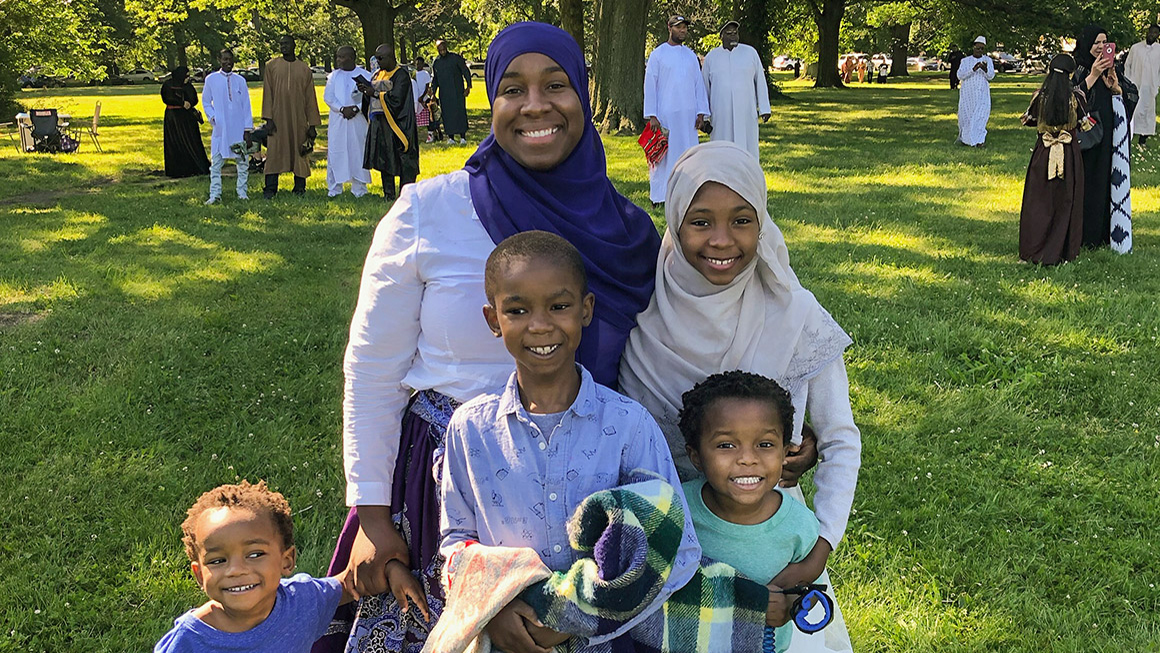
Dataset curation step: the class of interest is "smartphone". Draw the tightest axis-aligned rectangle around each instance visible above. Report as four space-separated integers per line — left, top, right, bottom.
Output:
353 74 370 86
1104 42 1116 63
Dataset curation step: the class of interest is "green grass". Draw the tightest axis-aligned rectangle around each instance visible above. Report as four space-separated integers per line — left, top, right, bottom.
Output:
2 72 1158 652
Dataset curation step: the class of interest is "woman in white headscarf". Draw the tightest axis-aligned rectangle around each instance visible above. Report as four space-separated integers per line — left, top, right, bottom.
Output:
620 141 859 652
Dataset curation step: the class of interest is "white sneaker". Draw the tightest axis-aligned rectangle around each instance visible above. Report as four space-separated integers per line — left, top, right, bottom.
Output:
446 137 454 144
205 196 220 205
459 137 467 145
426 134 434 144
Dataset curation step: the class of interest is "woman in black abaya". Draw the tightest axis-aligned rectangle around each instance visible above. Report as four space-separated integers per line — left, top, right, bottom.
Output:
1072 25 1137 249
160 66 210 178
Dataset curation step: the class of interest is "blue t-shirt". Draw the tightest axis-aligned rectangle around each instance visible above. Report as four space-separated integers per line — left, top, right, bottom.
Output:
682 479 819 653
154 573 342 653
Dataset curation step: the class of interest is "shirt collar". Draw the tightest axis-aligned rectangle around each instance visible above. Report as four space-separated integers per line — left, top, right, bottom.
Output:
497 365 598 419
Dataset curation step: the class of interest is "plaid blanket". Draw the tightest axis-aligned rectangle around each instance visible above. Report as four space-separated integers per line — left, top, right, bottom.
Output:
424 479 766 653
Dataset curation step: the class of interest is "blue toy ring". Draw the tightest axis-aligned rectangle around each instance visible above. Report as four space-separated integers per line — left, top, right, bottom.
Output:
793 588 834 634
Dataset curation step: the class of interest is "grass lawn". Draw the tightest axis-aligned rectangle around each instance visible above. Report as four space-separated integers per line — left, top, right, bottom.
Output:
1 71 1158 652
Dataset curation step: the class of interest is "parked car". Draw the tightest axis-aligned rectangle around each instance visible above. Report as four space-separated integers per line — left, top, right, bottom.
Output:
189 68 207 83
467 61 485 79
238 68 262 82
311 66 329 81
991 52 1022 73
870 53 892 69
771 55 800 71
907 56 940 71
122 68 156 84
18 68 63 88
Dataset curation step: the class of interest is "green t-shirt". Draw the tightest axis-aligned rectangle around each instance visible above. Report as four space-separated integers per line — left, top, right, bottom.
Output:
682 478 819 653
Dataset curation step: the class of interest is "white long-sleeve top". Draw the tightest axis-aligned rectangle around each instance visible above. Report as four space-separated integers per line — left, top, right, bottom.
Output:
202 70 253 160
343 170 511 506
795 358 861 549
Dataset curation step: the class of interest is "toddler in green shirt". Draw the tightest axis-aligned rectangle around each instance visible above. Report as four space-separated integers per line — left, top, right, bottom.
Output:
678 371 820 653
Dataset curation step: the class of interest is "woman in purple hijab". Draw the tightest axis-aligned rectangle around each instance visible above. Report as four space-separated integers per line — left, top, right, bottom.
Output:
314 23 661 653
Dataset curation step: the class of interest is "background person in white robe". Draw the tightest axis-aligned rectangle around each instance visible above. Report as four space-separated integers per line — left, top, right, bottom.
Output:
644 15 710 206
702 20 770 160
956 36 995 147
1126 24 1160 144
324 46 372 198
202 48 252 204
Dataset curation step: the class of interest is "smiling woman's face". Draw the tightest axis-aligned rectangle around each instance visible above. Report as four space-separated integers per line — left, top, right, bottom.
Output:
490 52 585 171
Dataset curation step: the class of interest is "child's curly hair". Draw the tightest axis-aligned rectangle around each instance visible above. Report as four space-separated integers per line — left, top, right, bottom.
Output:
678 370 795 449
181 480 294 562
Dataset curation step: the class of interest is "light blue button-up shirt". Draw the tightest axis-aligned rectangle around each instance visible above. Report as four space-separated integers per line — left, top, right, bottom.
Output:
440 366 701 647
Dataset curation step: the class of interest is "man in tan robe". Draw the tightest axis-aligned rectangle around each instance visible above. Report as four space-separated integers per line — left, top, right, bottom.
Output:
262 35 321 198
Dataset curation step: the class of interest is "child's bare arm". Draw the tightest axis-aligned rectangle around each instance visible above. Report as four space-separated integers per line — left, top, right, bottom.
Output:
334 567 357 605
769 537 832 590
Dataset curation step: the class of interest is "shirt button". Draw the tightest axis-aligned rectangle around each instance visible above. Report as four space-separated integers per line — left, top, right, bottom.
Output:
553 544 562 553
549 492 558 501
538 441 547 451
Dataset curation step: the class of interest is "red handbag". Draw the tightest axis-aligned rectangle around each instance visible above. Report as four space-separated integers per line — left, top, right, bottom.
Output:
638 122 669 169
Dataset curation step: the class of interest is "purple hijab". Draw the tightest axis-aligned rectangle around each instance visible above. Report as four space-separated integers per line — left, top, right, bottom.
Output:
464 22 661 388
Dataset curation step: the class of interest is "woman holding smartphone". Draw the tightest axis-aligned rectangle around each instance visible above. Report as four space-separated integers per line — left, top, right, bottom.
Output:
1073 25 1138 252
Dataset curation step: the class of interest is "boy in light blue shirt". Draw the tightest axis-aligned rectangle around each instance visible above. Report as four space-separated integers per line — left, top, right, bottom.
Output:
679 371 820 653
439 231 700 652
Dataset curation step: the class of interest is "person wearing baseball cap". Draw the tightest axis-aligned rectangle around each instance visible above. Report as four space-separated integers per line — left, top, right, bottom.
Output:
644 14 709 206
956 35 995 146
700 19 771 160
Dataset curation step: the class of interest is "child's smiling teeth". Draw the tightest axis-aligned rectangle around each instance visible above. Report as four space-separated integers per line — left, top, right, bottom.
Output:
706 256 739 266
224 583 257 593
529 344 559 356
731 476 763 486
521 127 559 138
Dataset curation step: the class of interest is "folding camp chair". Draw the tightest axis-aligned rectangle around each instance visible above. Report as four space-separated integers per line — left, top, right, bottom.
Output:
86 101 103 152
0 119 17 152
29 109 63 153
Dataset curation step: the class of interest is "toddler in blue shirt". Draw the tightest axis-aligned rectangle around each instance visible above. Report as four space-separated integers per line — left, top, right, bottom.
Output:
154 480 358 653
439 231 700 652
678 371 821 653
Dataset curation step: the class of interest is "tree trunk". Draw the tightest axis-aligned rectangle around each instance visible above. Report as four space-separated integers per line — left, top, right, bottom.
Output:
812 0 845 88
560 0 584 50
889 22 910 76
734 0 787 101
175 25 189 69
398 32 409 64
591 0 652 134
337 0 415 65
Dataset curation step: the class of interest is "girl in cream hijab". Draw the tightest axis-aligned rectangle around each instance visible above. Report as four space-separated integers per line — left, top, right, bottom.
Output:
620 142 859 652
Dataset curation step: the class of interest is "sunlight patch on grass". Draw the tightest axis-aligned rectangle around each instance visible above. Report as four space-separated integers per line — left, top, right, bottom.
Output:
18 211 107 252
106 225 283 300
0 276 81 308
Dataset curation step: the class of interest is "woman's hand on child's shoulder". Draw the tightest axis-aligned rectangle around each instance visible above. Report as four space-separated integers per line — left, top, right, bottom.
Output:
764 584 792 627
486 598 554 653
385 559 431 622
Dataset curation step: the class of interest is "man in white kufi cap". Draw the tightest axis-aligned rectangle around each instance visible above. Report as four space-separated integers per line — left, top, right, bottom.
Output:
956 36 995 146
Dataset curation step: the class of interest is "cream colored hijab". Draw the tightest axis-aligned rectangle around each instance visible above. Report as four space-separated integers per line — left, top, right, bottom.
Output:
619 142 851 475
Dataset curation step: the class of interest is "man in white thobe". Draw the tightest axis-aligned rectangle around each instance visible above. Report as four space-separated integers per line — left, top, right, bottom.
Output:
956 36 995 147
702 20 770 160
644 15 710 205
324 45 372 198
203 48 253 204
1126 24 1160 145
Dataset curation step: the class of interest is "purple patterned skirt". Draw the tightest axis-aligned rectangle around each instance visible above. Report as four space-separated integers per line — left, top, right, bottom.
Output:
312 390 460 653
